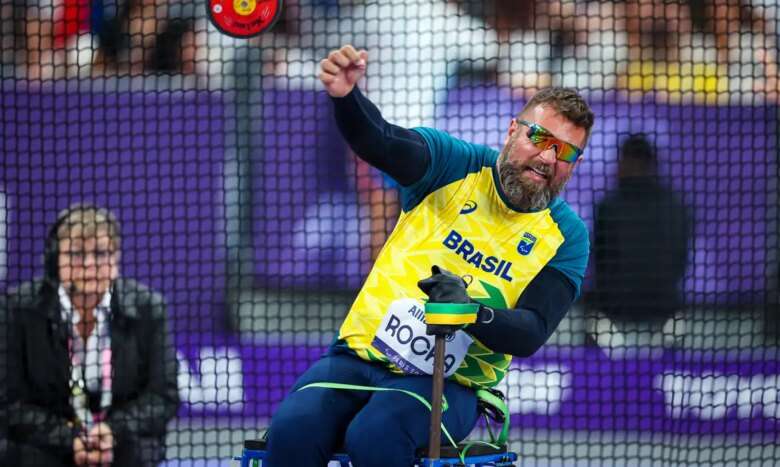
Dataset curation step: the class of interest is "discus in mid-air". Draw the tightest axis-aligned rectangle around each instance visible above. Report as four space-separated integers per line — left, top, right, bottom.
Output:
208 0 283 38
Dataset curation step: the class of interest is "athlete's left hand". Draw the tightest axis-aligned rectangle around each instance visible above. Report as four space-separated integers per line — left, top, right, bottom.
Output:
418 266 477 335
417 265 471 304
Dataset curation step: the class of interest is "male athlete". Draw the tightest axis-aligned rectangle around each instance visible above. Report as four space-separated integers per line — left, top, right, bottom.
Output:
265 44 594 467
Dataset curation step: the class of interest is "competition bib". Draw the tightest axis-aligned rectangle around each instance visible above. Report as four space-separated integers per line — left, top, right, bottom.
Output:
371 298 472 377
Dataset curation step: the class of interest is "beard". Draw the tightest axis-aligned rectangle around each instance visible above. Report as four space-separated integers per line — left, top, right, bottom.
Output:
497 146 570 211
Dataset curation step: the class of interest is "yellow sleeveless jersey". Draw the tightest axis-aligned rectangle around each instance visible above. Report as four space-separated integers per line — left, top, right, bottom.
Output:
336 127 589 389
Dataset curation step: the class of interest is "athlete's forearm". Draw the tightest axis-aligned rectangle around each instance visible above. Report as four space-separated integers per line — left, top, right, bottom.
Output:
331 87 430 186
467 267 576 357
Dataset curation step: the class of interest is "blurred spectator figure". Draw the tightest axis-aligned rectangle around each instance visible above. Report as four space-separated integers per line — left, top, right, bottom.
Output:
556 0 631 90
91 0 159 75
5 203 179 467
53 0 90 49
89 0 131 75
25 0 102 79
19 0 192 78
1 0 16 68
150 18 194 73
125 0 164 74
619 0 728 100
89 0 201 76
23 0 56 79
459 0 580 94
618 0 778 102
624 0 693 63
589 134 691 355
147 0 196 74
690 0 779 100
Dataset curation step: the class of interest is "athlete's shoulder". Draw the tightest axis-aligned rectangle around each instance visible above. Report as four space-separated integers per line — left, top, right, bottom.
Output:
412 127 498 167
401 127 497 212
548 197 588 242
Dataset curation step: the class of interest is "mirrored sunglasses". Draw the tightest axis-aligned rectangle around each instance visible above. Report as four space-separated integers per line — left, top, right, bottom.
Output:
518 119 584 163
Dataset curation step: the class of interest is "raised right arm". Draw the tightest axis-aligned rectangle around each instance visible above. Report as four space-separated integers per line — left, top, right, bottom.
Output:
320 45 431 187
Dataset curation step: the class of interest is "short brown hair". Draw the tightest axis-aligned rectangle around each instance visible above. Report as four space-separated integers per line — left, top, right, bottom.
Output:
56 204 121 251
521 87 595 134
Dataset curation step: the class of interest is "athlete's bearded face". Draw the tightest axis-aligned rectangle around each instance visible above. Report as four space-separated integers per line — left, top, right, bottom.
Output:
497 104 588 211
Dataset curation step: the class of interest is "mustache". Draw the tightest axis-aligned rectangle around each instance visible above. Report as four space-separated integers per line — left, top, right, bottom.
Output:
527 162 552 178
499 152 552 175
501 161 551 183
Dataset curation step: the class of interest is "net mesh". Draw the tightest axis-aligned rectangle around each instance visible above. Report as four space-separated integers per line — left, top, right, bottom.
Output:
1 0 779 465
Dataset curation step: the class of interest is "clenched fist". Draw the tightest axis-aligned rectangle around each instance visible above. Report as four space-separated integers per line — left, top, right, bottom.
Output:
318 44 368 98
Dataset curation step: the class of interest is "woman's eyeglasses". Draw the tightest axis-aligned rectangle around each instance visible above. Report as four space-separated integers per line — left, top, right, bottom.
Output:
517 119 584 163
60 249 115 265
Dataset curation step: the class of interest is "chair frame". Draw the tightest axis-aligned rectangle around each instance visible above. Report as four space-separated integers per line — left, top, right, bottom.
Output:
234 440 518 466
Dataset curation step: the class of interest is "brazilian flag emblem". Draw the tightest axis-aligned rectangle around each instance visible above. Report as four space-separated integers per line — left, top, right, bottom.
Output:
424 303 480 325
517 232 537 256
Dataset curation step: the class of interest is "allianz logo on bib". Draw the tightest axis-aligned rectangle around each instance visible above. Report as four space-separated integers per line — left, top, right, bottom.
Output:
442 229 513 282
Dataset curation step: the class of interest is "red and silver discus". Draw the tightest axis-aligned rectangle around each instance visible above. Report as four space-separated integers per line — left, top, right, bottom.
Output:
208 0 282 38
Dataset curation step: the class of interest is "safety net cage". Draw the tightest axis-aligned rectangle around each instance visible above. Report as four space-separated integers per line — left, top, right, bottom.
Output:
1 0 779 465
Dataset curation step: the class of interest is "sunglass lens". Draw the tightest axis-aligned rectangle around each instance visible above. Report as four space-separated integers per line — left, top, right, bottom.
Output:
527 127 549 147
557 145 581 163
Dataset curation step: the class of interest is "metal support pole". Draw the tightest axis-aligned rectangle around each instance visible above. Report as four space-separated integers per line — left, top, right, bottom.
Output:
427 334 446 460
